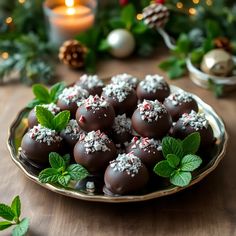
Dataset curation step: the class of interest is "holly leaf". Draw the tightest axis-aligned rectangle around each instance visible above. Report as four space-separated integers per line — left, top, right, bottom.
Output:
12 218 29 236
133 22 148 34
181 154 202 172
98 39 110 52
11 196 21 218
32 84 50 103
0 204 15 221
167 62 186 79
175 34 191 55
162 137 183 158
58 175 71 187
0 221 13 231
38 168 60 184
166 154 180 168
153 160 175 178
35 106 54 129
67 164 89 181
49 152 66 170
121 4 136 29
53 110 70 132
50 82 66 103
170 171 192 187
182 132 201 156
159 57 177 71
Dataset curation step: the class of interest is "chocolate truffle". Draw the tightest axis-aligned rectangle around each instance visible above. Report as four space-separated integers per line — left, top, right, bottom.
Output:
111 114 133 148
164 92 198 121
132 100 172 139
104 153 149 195
21 125 62 167
172 110 214 148
102 82 138 116
28 103 60 129
57 85 89 118
111 73 139 89
60 119 84 149
77 74 104 96
74 130 117 173
137 75 170 102
76 95 115 132
126 137 163 169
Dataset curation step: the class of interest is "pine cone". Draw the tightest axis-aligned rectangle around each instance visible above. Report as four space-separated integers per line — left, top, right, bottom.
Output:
59 40 88 69
214 37 232 53
142 3 169 29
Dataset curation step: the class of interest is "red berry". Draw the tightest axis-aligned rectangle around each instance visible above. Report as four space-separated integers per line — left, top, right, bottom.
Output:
119 0 129 6
155 0 165 4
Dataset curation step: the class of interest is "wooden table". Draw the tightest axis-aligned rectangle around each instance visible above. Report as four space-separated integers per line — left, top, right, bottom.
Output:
1 50 236 236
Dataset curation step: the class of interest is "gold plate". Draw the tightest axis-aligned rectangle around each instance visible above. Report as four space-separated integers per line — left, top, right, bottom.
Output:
7 86 228 203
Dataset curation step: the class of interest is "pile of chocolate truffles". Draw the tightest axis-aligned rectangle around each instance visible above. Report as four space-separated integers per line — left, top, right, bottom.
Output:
21 74 215 196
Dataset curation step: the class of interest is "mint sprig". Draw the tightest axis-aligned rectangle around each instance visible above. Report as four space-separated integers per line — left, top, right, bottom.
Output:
0 196 29 236
38 152 89 187
27 82 65 108
35 106 70 132
154 132 202 187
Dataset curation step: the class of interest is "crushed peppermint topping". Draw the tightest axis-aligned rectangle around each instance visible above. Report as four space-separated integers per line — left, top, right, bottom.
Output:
109 153 142 177
138 100 167 122
111 73 138 89
130 137 162 152
179 110 209 130
58 85 89 105
63 119 83 140
140 75 168 93
112 114 132 134
78 74 104 89
78 95 109 110
35 103 60 115
80 130 111 154
103 82 133 102
28 124 62 145
165 92 194 106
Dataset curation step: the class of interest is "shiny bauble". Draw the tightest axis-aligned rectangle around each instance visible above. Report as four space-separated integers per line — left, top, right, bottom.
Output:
107 29 135 58
200 49 234 77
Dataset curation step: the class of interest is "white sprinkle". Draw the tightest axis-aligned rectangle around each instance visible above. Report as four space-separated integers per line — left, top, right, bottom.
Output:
111 73 138 89
130 137 162 152
63 119 83 140
78 74 104 89
112 114 132 135
165 92 194 106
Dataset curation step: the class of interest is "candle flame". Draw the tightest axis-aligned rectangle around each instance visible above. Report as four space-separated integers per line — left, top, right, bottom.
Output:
65 0 75 15
65 0 74 7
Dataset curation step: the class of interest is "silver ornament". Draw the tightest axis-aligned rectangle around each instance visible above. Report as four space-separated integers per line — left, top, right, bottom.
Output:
107 29 135 58
201 49 234 77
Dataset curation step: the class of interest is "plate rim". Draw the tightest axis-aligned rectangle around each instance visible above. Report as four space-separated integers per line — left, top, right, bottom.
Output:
7 86 229 203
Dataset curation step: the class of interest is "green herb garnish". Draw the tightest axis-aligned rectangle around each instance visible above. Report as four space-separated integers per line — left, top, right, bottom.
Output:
27 82 66 108
38 152 89 187
0 196 29 236
35 106 70 132
154 132 202 187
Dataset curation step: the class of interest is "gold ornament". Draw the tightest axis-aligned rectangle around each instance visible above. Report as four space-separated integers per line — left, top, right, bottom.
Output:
142 3 169 29
200 49 234 77
59 40 88 69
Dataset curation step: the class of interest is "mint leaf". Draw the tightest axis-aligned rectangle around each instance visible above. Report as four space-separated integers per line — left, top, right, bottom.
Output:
27 98 41 109
11 196 21 218
181 154 202 172
35 106 54 129
121 4 136 29
38 168 60 184
162 137 183 158
12 218 29 236
67 164 89 181
166 154 180 168
49 152 65 170
170 171 192 187
63 154 71 167
0 204 15 221
58 175 71 187
53 110 70 132
153 160 175 178
0 221 13 231
182 132 201 156
32 84 50 103
50 82 65 103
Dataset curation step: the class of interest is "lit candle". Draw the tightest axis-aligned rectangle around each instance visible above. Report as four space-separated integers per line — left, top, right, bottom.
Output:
44 0 96 47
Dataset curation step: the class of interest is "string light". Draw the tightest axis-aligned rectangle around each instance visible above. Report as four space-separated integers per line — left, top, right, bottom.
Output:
136 14 143 21
176 2 183 9
5 17 13 24
1 52 9 60
189 8 197 15
206 0 213 6
18 0 25 3
193 0 200 4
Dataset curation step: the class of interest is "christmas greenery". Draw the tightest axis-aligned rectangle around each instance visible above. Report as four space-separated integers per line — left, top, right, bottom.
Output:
0 196 30 236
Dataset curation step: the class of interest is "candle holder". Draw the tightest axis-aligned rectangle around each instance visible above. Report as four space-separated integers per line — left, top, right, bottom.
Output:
44 0 97 47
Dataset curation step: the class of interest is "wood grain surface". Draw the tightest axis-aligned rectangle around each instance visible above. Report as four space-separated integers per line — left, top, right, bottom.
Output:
0 49 236 236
